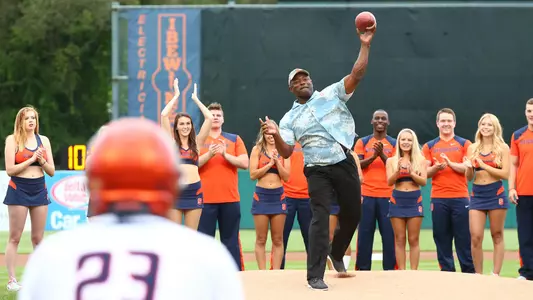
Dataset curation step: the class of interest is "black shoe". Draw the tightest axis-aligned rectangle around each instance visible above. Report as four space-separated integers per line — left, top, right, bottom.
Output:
328 253 347 273
307 278 328 291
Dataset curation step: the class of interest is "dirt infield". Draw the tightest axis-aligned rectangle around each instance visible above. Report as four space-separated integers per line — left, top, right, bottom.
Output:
239 270 533 300
0 251 521 267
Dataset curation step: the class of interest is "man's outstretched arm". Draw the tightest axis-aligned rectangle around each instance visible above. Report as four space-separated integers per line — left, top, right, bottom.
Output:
344 24 376 95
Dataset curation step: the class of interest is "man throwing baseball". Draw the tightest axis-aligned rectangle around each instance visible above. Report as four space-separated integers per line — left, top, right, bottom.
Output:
261 21 376 290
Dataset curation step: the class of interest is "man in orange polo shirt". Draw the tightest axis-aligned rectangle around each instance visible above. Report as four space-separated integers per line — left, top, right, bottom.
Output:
509 98 533 280
353 110 397 271
198 102 249 271
281 142 312 269
422 108 474 273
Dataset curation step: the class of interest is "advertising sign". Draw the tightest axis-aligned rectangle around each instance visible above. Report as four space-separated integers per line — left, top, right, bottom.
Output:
125 8 202 129
44 171 89 231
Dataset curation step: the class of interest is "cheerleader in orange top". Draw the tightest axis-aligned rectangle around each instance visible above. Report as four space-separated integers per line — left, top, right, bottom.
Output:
161 78 213 230
249 122 291 270
464 113 510 276
3 106 55 292
386 129 427 270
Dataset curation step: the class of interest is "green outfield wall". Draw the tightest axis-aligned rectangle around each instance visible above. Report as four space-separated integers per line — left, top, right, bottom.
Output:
200 5 533 155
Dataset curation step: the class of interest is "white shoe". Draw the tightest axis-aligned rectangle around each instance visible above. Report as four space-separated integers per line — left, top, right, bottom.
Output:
6 278 21 292
517 276 526 280
326 256 333 270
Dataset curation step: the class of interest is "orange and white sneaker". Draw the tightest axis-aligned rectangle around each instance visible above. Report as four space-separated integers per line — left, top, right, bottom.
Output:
6 277 21 292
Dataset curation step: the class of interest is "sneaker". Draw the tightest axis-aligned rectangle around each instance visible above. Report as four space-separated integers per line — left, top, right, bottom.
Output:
328 253 347 273
307 278 328 291
328 244 347 274
517 276 526 280
6 278 21 292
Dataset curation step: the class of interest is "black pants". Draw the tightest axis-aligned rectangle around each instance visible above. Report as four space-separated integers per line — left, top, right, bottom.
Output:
303 153 362 281
517 196 533 280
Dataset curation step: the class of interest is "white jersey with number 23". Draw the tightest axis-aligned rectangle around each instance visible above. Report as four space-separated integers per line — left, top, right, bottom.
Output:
18 214 245 300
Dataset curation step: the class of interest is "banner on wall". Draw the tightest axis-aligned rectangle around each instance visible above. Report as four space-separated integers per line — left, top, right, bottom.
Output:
125 8 202 129
44 171 89 231
0 171 89 232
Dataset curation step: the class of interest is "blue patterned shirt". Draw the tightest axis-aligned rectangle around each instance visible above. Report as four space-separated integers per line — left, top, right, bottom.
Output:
279 79 357 166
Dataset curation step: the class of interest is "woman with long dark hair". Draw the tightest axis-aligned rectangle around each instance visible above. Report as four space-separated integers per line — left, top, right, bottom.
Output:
161 78 213 230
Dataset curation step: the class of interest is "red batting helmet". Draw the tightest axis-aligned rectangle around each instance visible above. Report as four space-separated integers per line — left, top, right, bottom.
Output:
85 117 182 217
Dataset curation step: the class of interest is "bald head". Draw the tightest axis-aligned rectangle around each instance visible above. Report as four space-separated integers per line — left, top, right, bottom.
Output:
373 109 388 118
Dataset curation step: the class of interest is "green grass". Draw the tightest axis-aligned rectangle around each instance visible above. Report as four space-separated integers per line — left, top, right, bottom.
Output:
244 228 520 253
0 229 520 254
0 229 523 297
0 267 23 299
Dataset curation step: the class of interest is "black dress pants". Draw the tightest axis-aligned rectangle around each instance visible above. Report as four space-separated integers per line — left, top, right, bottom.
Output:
303 153 362 281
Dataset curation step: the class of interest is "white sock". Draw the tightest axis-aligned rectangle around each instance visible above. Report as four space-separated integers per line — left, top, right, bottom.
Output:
343 255 351 269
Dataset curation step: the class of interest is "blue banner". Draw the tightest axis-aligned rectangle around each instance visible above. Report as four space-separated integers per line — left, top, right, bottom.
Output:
125 8 202 129
45 171 89 231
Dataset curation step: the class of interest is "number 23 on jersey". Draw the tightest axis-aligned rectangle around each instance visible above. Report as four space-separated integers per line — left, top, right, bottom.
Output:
76 251 159 300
